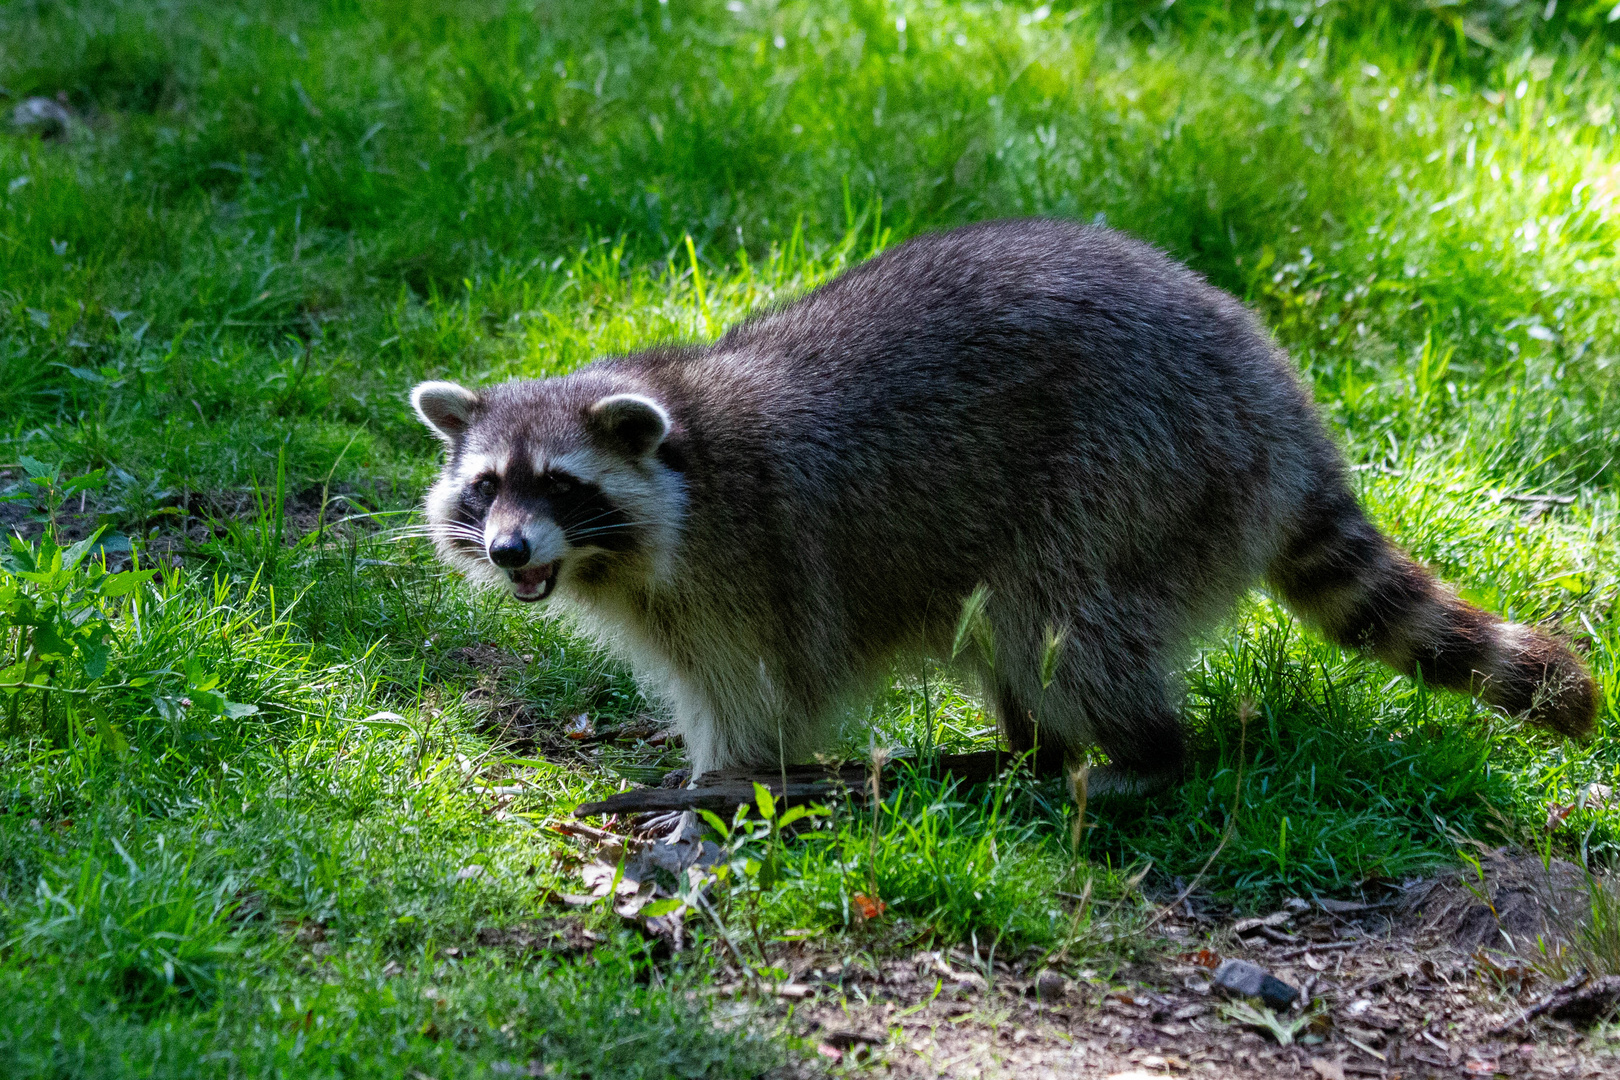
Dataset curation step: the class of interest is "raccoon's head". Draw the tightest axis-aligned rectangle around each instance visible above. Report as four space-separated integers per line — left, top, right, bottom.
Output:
410 375 684 603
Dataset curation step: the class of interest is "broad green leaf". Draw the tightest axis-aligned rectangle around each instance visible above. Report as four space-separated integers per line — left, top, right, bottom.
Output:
639 898 684 918
79 641 111 680
0 661 34 690
754 781 776 820
191 688 228 715
696 808 731 840
776 804 824 829
100 569 157 597
62 525 109 570
18 455 54 481
31 622 72 660
61 468 108 495
184 658 220 692
7 535 38 572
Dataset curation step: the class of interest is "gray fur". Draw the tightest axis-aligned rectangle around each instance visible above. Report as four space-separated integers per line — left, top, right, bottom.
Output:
413 219 1596 782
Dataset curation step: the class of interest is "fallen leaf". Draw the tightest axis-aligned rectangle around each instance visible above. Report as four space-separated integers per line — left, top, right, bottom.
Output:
1317 898 1372 916
851 892 886 920
1546 802 1575 831
565 713 594 739
1473 949 1534 991
1232 910 1293 937
1179 948 1221 969
1308 1058 1346 1080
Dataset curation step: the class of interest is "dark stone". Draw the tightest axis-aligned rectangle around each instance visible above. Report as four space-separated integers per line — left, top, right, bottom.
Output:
1213 958 1299 1011
1033 969 1069 1000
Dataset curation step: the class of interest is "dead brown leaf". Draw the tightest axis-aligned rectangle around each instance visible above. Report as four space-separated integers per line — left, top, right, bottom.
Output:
1308 1058 1346 1080
1178 948 1221 969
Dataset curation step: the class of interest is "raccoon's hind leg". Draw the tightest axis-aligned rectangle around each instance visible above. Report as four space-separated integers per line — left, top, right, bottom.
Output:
988 624 1186 796
1067 661 1187 799
992 683 1068 777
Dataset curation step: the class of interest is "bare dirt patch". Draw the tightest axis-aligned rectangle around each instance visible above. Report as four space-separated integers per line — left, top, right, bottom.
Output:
695 851 1620 1078
1400 849 1587 957
473 919 606 958
0 470 399 563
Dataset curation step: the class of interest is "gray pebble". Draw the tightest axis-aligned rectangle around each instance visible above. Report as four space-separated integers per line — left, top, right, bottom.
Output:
1033 969 1069 1000
1213 958 1299 1011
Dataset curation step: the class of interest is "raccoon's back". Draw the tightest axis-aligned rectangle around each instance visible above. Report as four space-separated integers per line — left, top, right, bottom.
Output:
635 220 1332 637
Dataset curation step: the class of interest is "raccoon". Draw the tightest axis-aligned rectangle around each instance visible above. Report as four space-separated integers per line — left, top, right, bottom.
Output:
411 218 1598 790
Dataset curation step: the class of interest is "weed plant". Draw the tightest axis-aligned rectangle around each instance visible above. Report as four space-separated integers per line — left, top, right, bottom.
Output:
3 0 1620 1074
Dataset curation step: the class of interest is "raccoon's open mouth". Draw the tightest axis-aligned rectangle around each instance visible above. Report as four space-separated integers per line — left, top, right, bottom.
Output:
508 563 558 603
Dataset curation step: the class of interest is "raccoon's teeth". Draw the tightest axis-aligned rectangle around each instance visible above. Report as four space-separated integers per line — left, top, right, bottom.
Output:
508 563 558 603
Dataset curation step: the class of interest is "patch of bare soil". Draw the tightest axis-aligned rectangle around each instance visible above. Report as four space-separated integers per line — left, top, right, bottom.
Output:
449 641 678 785
707 852 1620 1078
1400 849 1587 957
472 919 606 958
0 471 399 558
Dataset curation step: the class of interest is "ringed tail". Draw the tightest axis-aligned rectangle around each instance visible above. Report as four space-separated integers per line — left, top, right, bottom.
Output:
1268 480 1599 737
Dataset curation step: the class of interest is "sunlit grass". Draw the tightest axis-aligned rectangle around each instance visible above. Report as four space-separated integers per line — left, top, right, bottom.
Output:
4 0 1620 1074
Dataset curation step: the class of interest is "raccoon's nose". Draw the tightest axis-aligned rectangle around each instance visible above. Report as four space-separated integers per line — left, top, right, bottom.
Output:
487 534 530 568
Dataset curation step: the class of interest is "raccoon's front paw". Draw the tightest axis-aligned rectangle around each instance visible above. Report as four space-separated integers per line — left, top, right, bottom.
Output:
636 809 702 843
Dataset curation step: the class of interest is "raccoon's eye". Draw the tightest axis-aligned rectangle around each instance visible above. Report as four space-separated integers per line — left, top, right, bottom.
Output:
471 475 498 501
549 475 575 494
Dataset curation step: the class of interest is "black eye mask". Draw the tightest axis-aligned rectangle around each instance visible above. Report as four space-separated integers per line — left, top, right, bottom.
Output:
475 464 638 554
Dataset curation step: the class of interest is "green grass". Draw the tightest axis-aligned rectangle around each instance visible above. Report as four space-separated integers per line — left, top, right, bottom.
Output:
5 0 1620 1073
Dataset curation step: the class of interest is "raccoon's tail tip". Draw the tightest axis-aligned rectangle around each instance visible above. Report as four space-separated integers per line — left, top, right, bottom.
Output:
1485 622 1600 739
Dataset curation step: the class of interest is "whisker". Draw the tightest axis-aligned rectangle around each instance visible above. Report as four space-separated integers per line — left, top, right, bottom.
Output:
563 518 651 531
563 515 657 531
568 524 646 538
558 509 630 530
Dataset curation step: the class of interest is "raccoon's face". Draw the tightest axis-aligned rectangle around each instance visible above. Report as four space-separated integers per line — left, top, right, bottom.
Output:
411 377 682 603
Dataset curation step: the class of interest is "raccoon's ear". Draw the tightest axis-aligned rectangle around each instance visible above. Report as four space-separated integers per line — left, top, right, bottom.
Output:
587 393 670 457
411 381 481 443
